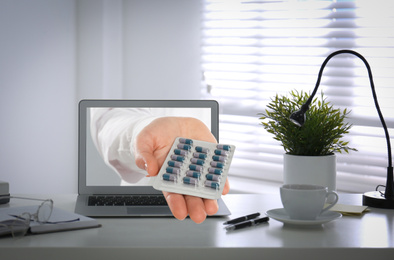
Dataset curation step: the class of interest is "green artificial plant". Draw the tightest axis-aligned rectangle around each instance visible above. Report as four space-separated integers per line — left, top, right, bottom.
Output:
259 90 357 156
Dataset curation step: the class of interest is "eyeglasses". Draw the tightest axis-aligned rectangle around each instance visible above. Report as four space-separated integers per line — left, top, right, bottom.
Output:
0 196 54 238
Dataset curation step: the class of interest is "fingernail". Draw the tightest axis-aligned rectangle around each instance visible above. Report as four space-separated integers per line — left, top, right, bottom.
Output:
178 216 186 221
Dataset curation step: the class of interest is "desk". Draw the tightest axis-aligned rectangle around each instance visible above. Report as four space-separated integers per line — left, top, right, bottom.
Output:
0 194 393 260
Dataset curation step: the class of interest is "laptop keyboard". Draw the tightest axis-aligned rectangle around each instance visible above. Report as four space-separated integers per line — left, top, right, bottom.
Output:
88 195 168 206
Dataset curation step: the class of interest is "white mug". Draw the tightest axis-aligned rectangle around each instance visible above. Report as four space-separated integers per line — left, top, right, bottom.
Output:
280 184 339 220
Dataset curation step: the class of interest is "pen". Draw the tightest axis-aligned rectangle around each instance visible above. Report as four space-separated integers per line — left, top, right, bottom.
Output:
225 216 269 231
223 212 260 225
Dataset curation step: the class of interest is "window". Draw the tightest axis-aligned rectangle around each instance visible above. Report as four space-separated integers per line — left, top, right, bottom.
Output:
201 0 394 193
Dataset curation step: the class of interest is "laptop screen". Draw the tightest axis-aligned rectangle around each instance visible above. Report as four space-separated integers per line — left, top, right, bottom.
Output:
79 100 219 189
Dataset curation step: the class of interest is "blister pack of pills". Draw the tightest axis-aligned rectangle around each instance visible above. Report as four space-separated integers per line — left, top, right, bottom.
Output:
152 137 235 200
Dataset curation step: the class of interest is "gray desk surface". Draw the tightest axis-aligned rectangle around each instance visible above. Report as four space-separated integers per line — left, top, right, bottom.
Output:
0 193 393 260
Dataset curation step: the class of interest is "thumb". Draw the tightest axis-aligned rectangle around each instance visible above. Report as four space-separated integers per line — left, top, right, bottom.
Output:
135 152 160 176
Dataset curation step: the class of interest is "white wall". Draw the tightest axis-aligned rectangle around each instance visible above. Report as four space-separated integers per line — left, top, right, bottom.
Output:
0 0 77 194
0 0 202 194
123 0 201 99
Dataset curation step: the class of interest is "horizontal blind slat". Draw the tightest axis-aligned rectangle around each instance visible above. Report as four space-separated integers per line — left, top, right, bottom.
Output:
202 0 394 193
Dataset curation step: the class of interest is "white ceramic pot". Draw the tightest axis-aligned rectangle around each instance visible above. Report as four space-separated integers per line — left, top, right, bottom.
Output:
283 154 337 194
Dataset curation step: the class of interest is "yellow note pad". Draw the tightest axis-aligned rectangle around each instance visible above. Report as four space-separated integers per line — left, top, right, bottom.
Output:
327 204 369 216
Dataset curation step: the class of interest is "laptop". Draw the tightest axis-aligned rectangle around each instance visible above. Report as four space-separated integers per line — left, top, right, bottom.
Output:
75 99 231 217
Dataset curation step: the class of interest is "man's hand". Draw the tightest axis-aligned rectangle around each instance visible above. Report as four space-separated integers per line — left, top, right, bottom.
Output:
133 117 230 224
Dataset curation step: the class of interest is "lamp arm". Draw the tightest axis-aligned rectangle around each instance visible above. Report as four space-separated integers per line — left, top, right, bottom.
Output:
308 50 392 167
307 49 393 199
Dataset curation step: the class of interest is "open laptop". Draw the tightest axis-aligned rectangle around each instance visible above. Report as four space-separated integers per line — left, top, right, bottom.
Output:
75 100 231 217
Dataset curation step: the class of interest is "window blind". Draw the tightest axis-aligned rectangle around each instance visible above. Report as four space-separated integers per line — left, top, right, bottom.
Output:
201 0 394 193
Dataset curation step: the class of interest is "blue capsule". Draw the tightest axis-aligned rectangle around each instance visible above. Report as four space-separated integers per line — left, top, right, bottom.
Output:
183 177 199 185
210 161 224 168
174 149 187 156
186 170 201 179
163 173 177 182
214 149 228 156
171 155 185 162
195 146 209 153
168 160 182 167
212 155 226 162
190 158 205 165
217 144 231 151
179 138 193 145
177 143 192 150
193 152 207 160
205 180 220 189
206 174 221 181
208 168 222 175
189 164 203 172
166 167 180 174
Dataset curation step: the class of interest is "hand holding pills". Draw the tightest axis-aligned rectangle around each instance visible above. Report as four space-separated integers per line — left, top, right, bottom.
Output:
133 117 230 223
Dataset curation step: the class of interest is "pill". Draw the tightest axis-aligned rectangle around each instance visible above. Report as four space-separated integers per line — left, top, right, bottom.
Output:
174 149 187 156
168 160 182 167
195 146 209 153
208 168 222 175
183 177 199 185
177 144 192 150
217 144 231 151
163 173 177 182
186 170 201 178
206 174 221 181
190 158 205 165
193 152 207 159
171 155 185 162
214 149 228 156
189 164 203 172
179 138 193 145
205 180 220 189
210 161 224 168
166 167 180 174
212 155 226 162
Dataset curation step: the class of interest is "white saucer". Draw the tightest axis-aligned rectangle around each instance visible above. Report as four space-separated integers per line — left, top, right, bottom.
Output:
266 208 342 226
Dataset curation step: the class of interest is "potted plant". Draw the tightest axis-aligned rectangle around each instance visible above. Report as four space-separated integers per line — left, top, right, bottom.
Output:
259 90 356 193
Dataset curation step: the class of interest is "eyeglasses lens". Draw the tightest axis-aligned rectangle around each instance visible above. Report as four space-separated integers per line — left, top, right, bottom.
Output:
37 200 53 223
11 212 30 238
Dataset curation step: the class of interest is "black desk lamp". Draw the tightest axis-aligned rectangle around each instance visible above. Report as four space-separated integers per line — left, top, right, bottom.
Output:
289 49 394 209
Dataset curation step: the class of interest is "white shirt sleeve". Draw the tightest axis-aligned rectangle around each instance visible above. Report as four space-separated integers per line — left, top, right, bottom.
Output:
90 108 159 184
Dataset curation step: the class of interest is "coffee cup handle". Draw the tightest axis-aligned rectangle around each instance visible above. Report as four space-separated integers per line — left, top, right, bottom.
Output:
320 191 339 214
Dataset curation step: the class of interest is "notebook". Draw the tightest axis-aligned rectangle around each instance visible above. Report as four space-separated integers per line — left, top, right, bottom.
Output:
75 100 231 217
0 205 100 236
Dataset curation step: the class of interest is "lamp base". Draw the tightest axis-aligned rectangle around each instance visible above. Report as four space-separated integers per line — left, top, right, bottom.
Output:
363 191 394 209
